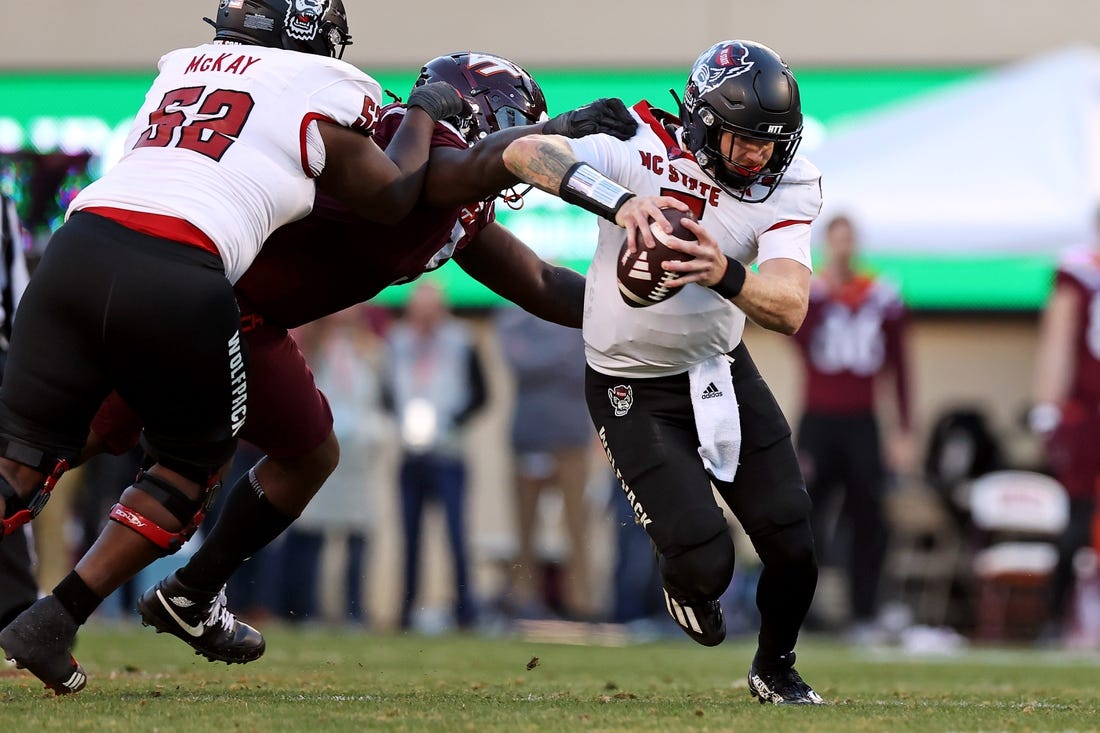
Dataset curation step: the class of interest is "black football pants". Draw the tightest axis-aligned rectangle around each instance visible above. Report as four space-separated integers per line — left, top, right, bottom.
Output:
0 211 242 475
586 342 818 659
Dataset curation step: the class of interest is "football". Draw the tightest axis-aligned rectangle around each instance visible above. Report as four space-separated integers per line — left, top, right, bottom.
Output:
616 209 698 308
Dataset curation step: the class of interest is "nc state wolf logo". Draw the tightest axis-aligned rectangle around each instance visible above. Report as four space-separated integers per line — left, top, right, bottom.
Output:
608 385 633 417
691 41 754 97
285 0 328 42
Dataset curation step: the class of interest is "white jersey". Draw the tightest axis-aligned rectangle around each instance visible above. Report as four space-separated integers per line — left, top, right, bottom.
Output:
70 43 382 282
567 101 822 378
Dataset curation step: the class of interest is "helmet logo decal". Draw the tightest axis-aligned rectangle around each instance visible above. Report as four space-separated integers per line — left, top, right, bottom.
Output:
692 41 754 97
466 52 524 79
285 0 328 42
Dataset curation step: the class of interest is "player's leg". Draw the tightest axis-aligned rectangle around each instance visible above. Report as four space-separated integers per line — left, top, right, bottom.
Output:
586 367 733 646
1044 413 1100 636
0 525 36 629
0 215 131 694
837 415 888 628
141 320 336 661
796 412 843 577
713 343 822 705
82 235 241 661
4 217 235 693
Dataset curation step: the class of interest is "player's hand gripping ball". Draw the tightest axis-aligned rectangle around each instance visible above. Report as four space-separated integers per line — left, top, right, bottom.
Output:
616 209 697 307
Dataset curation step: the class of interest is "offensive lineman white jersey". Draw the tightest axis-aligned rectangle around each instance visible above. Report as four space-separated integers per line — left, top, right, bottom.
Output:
69 43 382 283
566 101 822 378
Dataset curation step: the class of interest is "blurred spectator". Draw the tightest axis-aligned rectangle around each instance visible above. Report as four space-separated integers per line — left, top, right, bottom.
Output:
792 214 914 639
0 191 33 629
1030 207 1100 638
280 307 386 626
495 305 595 620
381 283 487 631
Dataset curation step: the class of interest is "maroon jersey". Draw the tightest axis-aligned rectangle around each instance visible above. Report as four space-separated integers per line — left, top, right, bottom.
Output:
1055 246 1100 405
234 105 496 329
792 274 911 429
1043 246 1100 498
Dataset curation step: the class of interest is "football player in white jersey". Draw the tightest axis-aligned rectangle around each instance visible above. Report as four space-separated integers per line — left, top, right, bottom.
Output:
502 40 825 704
0 0 465 695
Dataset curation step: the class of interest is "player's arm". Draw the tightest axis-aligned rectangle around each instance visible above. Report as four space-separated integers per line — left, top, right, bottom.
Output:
502 135 688 251
453 221 585 328
1030 281 1079 434
316 83 464 223
425 127 541 208
424 99 638 208
661 219 810 335
731 258 811 335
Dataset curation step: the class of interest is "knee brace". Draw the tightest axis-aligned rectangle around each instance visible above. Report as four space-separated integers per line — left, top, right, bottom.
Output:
108 469 222 554
659 528 736 603
0 438 70 540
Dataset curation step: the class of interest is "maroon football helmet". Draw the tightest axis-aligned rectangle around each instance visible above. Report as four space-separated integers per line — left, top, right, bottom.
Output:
414 52 548 146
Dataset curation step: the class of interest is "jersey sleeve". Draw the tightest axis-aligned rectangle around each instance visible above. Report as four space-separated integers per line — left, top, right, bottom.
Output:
564 133 635 187
373 105 469 151
756 177 821 268
298 63 384 176
304 62 384 134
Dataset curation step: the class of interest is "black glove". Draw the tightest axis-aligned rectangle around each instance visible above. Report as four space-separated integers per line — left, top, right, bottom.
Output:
542 98 637 140
407 81 467 122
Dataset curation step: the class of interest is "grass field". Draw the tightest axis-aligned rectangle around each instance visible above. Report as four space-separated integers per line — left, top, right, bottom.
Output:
2 624 1100 732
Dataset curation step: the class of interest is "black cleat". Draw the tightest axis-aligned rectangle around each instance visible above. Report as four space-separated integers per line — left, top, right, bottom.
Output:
0 596 87 695
748 651 825 705
662 587 726 646
139 573 265 664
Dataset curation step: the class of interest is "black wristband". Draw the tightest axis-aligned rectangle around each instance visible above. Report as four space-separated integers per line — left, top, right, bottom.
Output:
710 256 746 299
558 162 635 223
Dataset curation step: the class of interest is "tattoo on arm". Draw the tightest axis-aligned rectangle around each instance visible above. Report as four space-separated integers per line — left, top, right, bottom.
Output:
510 138 578 194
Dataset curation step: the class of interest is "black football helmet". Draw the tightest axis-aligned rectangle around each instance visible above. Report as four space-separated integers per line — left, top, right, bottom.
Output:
678 40 802 203
414 52 548 146
205 0 351 59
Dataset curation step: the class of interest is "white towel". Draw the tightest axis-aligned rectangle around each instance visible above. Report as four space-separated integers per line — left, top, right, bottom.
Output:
688 353 741 483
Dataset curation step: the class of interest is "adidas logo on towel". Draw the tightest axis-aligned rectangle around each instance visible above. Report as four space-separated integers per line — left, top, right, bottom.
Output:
701 382 723 399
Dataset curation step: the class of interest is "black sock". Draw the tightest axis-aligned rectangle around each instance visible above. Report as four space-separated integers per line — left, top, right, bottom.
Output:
53 571 103 626
753 521 818 665
176 468 294 594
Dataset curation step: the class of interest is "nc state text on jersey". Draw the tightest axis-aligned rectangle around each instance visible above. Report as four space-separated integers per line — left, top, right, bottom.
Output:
185 53 262 76
638 151 721 207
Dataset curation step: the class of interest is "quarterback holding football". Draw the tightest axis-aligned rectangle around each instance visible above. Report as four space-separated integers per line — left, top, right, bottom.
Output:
503 39 825 705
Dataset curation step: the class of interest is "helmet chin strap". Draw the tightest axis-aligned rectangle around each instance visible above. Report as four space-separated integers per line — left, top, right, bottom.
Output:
669 88 687 118
500 186 532 210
